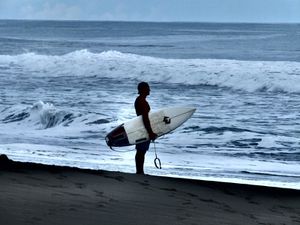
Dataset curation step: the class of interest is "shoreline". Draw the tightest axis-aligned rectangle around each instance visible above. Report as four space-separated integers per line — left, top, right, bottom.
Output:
1 154 300 225
1 154 299 192
3 154 300 191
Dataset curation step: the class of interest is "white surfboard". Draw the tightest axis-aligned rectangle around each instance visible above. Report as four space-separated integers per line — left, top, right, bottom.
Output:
105 107 196 148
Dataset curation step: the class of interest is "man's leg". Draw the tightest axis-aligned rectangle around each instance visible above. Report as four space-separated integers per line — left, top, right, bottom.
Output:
135 150 145 174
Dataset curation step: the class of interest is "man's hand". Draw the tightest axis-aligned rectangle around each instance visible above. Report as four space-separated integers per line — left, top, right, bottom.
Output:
149 132 158 141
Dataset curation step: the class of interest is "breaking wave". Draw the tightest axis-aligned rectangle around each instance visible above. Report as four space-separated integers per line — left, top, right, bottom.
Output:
1 101 75 129
1 50 300 93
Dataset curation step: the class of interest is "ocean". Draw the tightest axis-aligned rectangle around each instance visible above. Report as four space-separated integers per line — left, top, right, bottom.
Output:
0 20 300 189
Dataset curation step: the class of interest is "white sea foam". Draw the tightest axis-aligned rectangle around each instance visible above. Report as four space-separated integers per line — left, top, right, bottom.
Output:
0 101 110 146
1 21 300 190
0 101 72 129
1 50 300 189
1 50 300 93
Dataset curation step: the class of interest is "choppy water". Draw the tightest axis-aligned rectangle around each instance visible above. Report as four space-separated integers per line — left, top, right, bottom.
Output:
1 20 300 189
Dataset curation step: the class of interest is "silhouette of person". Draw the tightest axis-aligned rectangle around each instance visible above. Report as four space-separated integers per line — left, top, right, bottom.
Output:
134 82 157 174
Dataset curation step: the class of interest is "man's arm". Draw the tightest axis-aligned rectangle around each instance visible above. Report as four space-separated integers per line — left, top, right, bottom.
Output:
142 112 157 141
142 112 154 135
140 103 157 141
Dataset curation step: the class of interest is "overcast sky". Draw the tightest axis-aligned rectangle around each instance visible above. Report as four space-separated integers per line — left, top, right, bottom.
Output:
0 0 299 23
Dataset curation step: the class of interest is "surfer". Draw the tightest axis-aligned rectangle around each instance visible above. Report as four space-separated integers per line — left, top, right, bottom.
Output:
134 82 157 174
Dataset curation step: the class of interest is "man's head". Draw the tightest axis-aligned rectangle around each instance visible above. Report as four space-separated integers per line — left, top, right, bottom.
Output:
137 82 150 96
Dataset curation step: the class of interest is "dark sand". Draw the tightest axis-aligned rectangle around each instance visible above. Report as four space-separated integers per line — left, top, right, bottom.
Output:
0 154 300 225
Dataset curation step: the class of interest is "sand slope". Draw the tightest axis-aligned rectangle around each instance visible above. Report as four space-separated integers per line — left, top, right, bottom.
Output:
0 155 300 225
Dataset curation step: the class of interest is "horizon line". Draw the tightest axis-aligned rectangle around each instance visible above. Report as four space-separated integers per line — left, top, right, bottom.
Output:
1 18 300 25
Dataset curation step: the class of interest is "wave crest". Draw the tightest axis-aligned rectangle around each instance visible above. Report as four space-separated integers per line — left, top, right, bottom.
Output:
1 50 300 93
1 101 74 129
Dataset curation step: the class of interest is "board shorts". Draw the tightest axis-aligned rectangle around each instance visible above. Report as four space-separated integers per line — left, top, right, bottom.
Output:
136 140 151 153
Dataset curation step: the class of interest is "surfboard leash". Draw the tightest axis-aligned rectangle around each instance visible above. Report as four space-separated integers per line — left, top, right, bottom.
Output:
153 141 162 169
109 146 136 152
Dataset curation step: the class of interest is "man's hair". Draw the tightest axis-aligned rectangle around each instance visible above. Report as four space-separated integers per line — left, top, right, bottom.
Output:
137 82 149 94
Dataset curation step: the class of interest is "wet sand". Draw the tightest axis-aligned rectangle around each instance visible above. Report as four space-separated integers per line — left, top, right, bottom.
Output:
0 154 300 225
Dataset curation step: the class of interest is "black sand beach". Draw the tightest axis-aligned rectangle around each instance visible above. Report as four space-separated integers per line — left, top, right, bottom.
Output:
0 155 300 225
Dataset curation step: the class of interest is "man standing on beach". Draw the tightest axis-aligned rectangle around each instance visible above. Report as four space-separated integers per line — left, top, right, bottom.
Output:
134 82 157 174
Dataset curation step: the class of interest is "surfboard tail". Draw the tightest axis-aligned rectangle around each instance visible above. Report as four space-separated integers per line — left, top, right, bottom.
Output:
105 124 130 148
